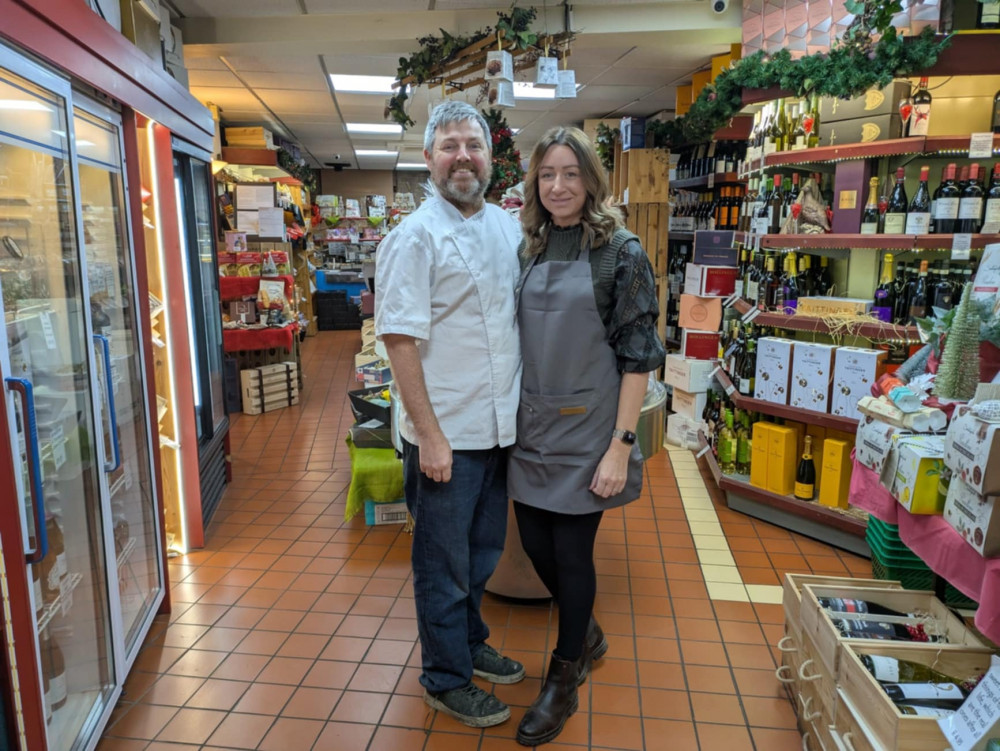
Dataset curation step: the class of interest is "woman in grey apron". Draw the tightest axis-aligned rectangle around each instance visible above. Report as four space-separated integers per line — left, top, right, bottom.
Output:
509 127 665 747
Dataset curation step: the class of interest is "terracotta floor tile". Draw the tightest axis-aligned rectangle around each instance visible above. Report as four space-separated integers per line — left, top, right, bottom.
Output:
641 718 699 751
718 620 767 645
281 686 343 720
696 721 756 750
742 695 799 729
320 635 373 662
590 712 645 750
154 707 227 745
368 725 433 750
296 611 346 635
107 704 179 740
741 566 783 586
330 689 391 724
213 606 268 629
210 653 270 682
184 678 250 711
684 664 736 695
194 626 250 652
680 640 730 667
95 739 148 751
690 691 745 725
752 725 809 749
256 717 325 751
313 721 376 749
638 688 693 721
590 683 640 716
139 675 204 707
164 649 228 679
204 712 275 748
633 637 681 664
233 629 289 655
732 667 787 699
675 617 722 642
302 660 359 690
233 682 295 715
380 694 433 730
255 656 313 685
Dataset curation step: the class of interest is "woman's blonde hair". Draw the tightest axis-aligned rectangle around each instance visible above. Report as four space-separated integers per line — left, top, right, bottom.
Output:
521 126 623 257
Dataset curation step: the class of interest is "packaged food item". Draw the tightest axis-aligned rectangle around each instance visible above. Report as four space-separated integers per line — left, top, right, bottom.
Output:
257 279 288 311
224 231 248 253
267 251 290 275
236 252 262 277
217 252 239 276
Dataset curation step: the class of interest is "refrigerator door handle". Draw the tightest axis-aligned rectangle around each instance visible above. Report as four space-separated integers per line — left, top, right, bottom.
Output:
93 334 122 473
4 377 48 563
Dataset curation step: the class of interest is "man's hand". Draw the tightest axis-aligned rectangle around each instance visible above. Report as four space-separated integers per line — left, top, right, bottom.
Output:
419 429 453 483
590 439 631 498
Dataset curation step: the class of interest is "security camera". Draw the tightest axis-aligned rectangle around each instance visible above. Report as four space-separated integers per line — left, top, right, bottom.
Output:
712 0 729 13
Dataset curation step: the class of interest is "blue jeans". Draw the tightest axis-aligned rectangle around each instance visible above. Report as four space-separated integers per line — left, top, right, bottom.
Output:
401 439 509 694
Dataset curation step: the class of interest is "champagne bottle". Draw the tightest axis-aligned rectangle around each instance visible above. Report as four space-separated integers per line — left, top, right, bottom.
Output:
794 436 816 500
861 176 880 234
884 167 908 234
933 164 961 234
860 654 975 688
905 166 932 234
957 163 985 234
910 77 932 137
984 162 1000 233
873 254 896 323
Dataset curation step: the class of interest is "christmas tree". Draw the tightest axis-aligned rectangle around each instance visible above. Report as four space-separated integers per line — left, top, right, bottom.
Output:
482 108 522 202
934 283 981 402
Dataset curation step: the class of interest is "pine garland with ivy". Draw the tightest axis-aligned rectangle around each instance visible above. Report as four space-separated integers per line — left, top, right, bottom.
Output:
934 284 982 401
595 123 619 173
483 108 523 201
277 147 319 195
647 0 951 150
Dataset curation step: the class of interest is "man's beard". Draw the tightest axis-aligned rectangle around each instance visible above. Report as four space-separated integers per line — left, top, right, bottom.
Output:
436 165 487 207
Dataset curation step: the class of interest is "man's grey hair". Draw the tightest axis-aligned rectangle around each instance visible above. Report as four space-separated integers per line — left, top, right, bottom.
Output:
423 100 492 154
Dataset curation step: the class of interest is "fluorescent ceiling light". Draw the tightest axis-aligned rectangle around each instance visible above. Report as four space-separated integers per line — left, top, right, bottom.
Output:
512 128 521 134
0 100 52 111
512 83 581 100
329 74 398 94
396 162 428 170
355 149 398 157
346 123 403 135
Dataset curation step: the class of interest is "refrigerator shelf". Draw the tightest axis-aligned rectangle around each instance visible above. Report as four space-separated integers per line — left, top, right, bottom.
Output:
36 572 82 633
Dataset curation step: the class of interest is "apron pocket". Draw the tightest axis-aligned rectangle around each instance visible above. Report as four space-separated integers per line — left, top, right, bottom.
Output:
522 389 608 458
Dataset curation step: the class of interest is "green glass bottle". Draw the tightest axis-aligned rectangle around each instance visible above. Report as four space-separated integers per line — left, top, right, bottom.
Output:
719 408 738 475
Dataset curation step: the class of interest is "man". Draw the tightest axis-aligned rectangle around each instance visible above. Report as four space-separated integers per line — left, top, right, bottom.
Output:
375 100 524 728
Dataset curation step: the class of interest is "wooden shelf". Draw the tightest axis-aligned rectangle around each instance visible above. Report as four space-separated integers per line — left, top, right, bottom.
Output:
669 231 746 243
732 298 919 341
920 32 1000 77
671 172 746 190
699 433 867 538
713 368 859 433
221 147 278 167
760 233 996 251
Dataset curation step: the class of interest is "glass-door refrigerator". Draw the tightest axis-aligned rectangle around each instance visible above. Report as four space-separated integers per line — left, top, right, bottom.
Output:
0 48 164 751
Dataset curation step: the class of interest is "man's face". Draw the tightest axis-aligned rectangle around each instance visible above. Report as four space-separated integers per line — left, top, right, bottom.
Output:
424 119 491 207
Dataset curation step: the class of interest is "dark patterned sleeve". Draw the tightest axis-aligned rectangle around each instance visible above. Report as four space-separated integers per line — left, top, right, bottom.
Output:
610 239 667 373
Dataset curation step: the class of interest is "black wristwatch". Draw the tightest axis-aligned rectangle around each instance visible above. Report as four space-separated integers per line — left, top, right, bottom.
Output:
612 429 637 446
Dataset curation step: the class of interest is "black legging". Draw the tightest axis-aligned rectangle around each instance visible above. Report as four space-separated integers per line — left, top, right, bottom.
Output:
513 501 604 662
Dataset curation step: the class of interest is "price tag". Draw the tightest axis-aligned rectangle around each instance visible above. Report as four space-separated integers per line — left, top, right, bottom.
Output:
723 381 736 396
952 233 973 261
696 444 712 458
39 312 57 350
722 291 740 308
937 655 1000 751
741 306 762 324
968 132 995 160
982 222 1000 235
707 174 715 189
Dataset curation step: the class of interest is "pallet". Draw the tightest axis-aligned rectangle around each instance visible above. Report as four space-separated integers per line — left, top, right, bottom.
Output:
240 362 299 415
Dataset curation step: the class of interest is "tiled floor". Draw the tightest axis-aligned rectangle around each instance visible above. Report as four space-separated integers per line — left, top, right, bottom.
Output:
98 330 874 751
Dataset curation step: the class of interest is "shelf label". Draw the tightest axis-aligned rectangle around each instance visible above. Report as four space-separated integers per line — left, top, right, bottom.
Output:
968 132 995 160
952 233 973 261
741 306 762 324
696 444 712 458
707 174 715 189
723 291 740 308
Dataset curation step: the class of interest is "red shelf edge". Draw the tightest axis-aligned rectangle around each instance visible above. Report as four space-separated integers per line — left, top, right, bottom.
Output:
671 172 747 190
762 233 996 251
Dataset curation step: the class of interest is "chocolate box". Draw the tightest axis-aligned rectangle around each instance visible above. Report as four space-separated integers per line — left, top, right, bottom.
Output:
944 404 1000 496
818 83 910 123
754 337 794 405
818 114 904 147
943 477 1000 557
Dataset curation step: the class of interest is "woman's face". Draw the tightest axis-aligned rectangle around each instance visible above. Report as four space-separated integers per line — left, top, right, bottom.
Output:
537 144 586 227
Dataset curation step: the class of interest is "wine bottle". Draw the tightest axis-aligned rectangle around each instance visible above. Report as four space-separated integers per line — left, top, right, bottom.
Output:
932 264 954 310
884 167 908 234
992 88 1000 134
794 436 817 500
882 682 966 708
806 93 821 149
957 163 985 234
933 164 961 234
905 166 932 234
873 254 896 323
860 654 977 689
898 705 957 718
719 409 738 475
861 176 880 234
767 100 784 156
984 162 1000 233
739 336 757 395
978 0 1000 29
832 618 939 642
736 410 752 475
908 260 930 323
784 252 799 312
769 175 785 234
910 77 932 137
815 256 832 296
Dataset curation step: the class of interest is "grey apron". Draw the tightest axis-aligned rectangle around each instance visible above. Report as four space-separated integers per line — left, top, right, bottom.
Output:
508 246 644 513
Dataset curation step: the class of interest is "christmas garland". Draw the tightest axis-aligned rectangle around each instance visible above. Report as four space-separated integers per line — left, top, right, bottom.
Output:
483 107 523 201
277 147 319 195
594 123 619 173
647 18 950 150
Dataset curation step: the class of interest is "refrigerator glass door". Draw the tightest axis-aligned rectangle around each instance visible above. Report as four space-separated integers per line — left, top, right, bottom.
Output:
0 67 115 749
75 107 162 657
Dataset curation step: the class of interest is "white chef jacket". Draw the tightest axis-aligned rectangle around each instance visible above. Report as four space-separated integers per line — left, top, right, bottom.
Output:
375 193 522 449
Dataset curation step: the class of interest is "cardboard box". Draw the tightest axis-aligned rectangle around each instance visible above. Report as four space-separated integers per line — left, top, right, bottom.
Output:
945 404 1000 496
360 364 392 385
767 424 797 496
790 342 836 413
693 231 739 266
819 114 904 147
228 301 257 324
754 337 794 405
855 416 908 474
831 347 885 418
972 243 1000 306
886 435 946 514
832 159 875 235
681 330 721 361
943 477 1000 557
819 438 851 509
797 297 873 317
663 354 717 393
678 294 723 332
240 362 299 415
750 422 772 489
818 83 909 123
225 126 274 149
684 263 739 297
620 116 646 151
666 413 706 449
364 499 408 526
671 388 708 421
350 419 393 450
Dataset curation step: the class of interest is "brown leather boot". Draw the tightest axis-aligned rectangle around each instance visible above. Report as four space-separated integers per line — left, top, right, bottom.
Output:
577 616 609 686
516 654 580 746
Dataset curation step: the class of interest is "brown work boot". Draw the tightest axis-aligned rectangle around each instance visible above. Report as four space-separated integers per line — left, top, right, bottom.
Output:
516 653 580 746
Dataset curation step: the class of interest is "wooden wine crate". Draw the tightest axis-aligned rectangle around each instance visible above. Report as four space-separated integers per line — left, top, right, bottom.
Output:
613 146 670 205
240 362 299 415
838 643 997 751
799 584 989 679
782 574 903 642
624 202 669 277
833 688 882 751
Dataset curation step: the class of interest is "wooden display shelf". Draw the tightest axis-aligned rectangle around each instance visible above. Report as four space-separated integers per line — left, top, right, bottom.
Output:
669 230 746 243
671 172 746 190
221 147 278 167
713 368 859 433
732 298 919 340
760 233 996 251
698 433 868 538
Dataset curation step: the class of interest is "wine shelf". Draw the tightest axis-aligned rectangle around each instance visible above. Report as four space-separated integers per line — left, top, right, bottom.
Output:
671 172 747 190
712 368 860 434
36 573 83 633
698 433 868 538
669 231 746 243
760 233 997 252
732 298 920 341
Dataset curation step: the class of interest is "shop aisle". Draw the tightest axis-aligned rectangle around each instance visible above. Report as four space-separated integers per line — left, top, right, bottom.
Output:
97 330 873 751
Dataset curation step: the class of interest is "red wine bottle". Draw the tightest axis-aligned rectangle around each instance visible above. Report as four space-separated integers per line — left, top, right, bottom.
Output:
905 166 931 234
933 164 961 234
884 167 908 234
957 163 985 234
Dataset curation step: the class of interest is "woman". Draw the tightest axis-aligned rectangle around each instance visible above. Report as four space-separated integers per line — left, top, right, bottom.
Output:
508 126 665 746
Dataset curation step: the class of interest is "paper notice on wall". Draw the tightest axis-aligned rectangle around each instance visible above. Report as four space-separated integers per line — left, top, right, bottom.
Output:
937 655 1000 751
235 184 275 210
257 207 285 239
236 210 259 235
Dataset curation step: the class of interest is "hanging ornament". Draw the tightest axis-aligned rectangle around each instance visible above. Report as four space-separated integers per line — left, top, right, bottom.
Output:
556 69 576 99
535 43 558 88
489 81 516 108
486 33 514 83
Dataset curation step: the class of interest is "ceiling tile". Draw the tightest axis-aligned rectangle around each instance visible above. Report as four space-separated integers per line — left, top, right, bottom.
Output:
171 0 302 17
187 70 244 87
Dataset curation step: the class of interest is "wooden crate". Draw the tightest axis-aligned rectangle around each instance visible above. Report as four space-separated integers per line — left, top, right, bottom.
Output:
613 147 670 205
624 202 669 277
838 643 996 751
833 688 883 751
799 584 989 679
240 362 299 415
782 574 903 642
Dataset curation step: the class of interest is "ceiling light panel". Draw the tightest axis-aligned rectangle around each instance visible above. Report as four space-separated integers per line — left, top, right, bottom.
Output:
329 74 398 94
346 123 403 135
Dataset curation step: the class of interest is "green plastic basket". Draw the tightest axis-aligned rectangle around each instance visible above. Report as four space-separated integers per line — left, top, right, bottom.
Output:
866 524 924 563
870 549 979 609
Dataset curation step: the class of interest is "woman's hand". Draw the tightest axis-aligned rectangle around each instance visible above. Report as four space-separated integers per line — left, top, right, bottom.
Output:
590 440 631 498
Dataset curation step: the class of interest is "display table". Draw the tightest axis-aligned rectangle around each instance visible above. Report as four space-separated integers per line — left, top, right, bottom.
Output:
219 274 294 302
849 457 1000 644
223 323 297 353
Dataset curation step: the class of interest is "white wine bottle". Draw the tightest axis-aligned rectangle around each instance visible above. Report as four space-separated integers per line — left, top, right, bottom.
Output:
861 654 973 687
898 704 956 717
